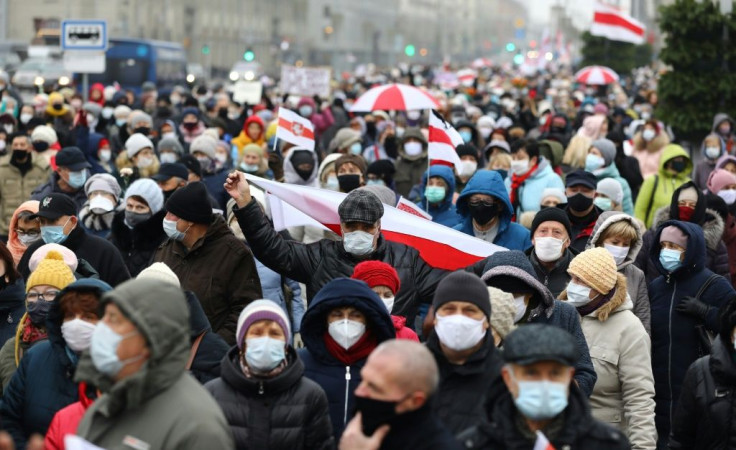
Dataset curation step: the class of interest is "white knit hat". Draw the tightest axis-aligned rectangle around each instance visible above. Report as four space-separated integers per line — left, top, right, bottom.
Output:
137 262 180 288
541 187 567 205
113 105 131 119
125 133 155 158
125 178 164 214
189 135 218 160
596 178 624 205
31 125 58 144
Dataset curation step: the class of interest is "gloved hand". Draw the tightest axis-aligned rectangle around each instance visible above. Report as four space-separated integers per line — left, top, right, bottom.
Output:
268 151 284 181
676 296 711 320
293 332 304 349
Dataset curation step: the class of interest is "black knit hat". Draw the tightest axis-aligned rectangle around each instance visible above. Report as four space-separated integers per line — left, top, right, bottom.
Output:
531 207 572 239
432 271 491 318
455 144 479 162
165 181 212 224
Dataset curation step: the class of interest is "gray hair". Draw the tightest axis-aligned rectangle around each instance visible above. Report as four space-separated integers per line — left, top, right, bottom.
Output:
373 339 439 396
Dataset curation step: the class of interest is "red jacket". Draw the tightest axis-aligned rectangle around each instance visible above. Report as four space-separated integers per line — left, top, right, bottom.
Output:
44 383 94 450
392 315 419 342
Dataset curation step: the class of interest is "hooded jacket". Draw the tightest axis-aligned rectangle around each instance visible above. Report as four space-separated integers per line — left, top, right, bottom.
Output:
646 221 734 443
108 209 167 277
6 200 40 265
587 211 651 334
206 346 334 449
0 153 50 235
297 278 395 439
44 382 96 450
634 144 692 228
74 280 234 449
454 170 532 251
418 165 461 228
231 115 265 154
284 148 320 187
394 128 429 198
503 156 565 216
712 112 736 153
693 133 726 191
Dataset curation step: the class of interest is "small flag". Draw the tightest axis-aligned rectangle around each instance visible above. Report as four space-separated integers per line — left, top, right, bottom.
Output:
276 107 316 151
590 2 646 45
428 110 463 167
396 196 432 220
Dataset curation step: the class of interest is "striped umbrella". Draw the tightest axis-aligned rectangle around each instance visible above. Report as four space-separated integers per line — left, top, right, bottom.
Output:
350 83 440 112
574 65 619 85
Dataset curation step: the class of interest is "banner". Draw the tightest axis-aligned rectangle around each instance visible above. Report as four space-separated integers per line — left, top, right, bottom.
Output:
232 81 263 105
280 65 331 98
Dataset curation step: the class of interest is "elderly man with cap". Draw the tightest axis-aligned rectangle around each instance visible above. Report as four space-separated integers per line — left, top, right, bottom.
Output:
73 279 234 449
226 171 448 325
525 207 577 298
153 181 262 345
564 169 603 252
17 193 130 287
78 173 121 238
585 138 634 214
465 324 630 449
152 162 190 201
31 146 91 212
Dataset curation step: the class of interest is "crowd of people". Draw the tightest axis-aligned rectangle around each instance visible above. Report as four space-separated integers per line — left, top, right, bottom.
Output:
0 64 734 449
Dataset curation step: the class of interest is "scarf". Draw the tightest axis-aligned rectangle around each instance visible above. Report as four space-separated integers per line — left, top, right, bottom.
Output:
20 316 47 345
510 162 539 213
323 329 377 366
239 352 288 379
577 286 617 317
79 204 116 231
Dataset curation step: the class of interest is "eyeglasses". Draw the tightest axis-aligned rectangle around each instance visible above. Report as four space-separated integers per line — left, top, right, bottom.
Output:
26 290 60 302
15 229 40 237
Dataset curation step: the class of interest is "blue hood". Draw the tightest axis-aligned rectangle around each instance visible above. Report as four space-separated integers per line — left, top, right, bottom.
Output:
300 278 395 365
420 165 456 210
650 220 706 278
456 169 512 222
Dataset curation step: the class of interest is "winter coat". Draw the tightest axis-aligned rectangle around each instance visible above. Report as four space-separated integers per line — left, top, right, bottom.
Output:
417 165 461 228
233 199 448 325
587 211 652 334
283 148 320 187
44 383 95 450
560 279 657 449
634 144 692 228
526 246 578 298
0 153 50 235
724 212 736 288
712 112 736 153
669 337 736 449
590 162 635 215
297 97 334 138
454 170 532 251
693 134 726 191
0 279 25 346
377 403 463 450
631 130 671 179
635 206 730 285
108 209 167 277
395 154 428 198
153 215 262 345
567 205 603 253
392 315 419 341
255 259 305 333
203 168 231 211
503 156 564 216
297 278 395 439
30 172 88 213
426 331 505 436
74 280 234 450
18 225 131 287
185 291 229 384
646 220 734 444
205 346 334 450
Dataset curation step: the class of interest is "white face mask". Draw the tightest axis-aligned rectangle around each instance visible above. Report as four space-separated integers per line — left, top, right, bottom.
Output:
705 146 721 160
510 159 530 176
404 142 423 156
342 230 375 256
136 156 154 169
566 282 596 307
642 129 656 141
215 153 228 163
18 232 41 247
382 296 395 314
160 152 178 164
20 113 33 124
457 160 478 178
534 237 565 262
604 243 630 265
407 110 421 121
513 295 527 323
328 319 366 350
162 131 177 140
101 107 114 119
479 126 493 139
89 196 115 215
62 318 97 352
718 189 736 206
98 149 112 162
434 314 487 351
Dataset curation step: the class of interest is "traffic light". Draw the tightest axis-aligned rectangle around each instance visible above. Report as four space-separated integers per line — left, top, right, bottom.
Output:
243 48 255 61
513 53 524 65
505 42 516 52
404 44 416 57
201 45 210 55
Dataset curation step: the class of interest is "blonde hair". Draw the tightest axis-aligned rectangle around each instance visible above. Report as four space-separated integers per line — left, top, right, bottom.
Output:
487 152 512 170
598 220 639 246
562 135 592 169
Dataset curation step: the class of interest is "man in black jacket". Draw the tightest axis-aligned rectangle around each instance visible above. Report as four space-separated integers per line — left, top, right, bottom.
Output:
18 193 130 286
526 207 577 298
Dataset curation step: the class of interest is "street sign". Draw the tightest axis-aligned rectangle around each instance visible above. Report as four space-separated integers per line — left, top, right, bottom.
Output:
63 51 106 74
61 20 107 51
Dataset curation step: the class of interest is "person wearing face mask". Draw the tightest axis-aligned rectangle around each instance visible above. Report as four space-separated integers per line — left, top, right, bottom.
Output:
351 260 418 342
540 114 572 148
115 133 160 184
455 120 479 148
634 144 692 229
594 178 624 212
0 134 50 238
176 107 206 147
712 112 736 153
507 139 564 217
525 207 576 298
563 170 603 252
126 110 154 141
43 92 73 127
154 182 262 345
632 119 670 179
394 128 429 198
152 162 190 201
416 165 461 228
706 169 736 287
366 159 396 191
296 96 334 141
190 135 230 209
72 279 234 449
647 222 734 447
297 278 394 439
588 212 651 334
238 143 273 178
77 174 122 238
109 179 166 277
585 139 634 215
17 193 131 287
454 144 481 193
328 127 363 156
205 299 334 449
157 135 184 165
318 153 342 191
558 248 656 448
340 340 462 450
282 148 326 245
465 324 629 449
693 133 726 191
454 170 532 251
31 146 90 213
108 105 131 156
361 121 398 165
334 154 367 193
476 116 495 148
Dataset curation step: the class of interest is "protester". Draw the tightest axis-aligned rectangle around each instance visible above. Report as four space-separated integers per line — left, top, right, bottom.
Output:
151 162 189 201
319 153 342 190
693 133 726 191
631 119 670 179
561 134 591 173
487 287 517 348
712 112 735 153
190 134 230 209
232 115 266 155
77 173 121 238
417 165 461 228
595 178 624 212
585 138 634 214
157 135 185 164
394 128 428 198
0 242 24 346
31 146 90 211
6 201 40 266
115 133 160 183
564 170 603 252
507 139 564 216
334 154 367 193
634 144 692 228
526 207 576 298
707 168 736 287
366 159 396 190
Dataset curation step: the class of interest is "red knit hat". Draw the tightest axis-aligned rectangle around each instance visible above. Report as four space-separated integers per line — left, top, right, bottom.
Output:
351 261 400 294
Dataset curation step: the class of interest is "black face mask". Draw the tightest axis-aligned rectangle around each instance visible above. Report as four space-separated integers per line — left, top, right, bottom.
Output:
567 192 594 212
133 127 151 136
163 189 176 201
295 165 314 181
33 141 50 152
670 160 687 173
338 174 361 193
469 202 499 226
355 395 400 436
26 300 52 326
11 150 29 162
183 122 198 131
366 122 377 139
125 210 152 228
52 104 63 111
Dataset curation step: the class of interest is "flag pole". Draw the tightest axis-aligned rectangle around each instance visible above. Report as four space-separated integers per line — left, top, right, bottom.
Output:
426 108 431 211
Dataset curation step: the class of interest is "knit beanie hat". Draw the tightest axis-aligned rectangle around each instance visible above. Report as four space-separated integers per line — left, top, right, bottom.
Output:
29 244 78 273
567 247 618 295
31 125 58 144
137 262 180 288
351 261 401 294
190 135 218 160
531 206 572 239
331 128 362 152
660 225 688 248
707 168 736 194
84 173 122 201
335 154 367 176
236 299 292 348
128 111 153 129
596 178 624 205
157 137 184 155
125 179 164 214
432 271 491 319
591 138 616 167
456 144 479 162
165 181 212 224
488 287 517 340
125 133 154 158
540 188 566 205
26 250 75 292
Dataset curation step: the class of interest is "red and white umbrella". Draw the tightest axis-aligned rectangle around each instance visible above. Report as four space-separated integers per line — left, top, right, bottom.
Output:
350 83 440 112
456 68 477 87
574 65 619 85
471 57 493 69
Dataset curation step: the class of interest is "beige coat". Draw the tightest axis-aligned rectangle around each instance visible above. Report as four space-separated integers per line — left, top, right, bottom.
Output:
0 153 50 234
561 275 657 449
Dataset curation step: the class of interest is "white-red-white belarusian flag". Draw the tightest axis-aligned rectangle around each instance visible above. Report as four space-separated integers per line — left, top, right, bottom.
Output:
590 2 645 45
533 431 556 450
428 110 463 168
245 174 505 270
276 107 316 151
396 196 432 220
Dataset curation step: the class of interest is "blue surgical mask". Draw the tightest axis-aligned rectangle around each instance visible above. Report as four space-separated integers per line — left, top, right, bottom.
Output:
41 218 71 244
425 186 446 203
349 142 363 156
459 130 473 143
594 197 612 211
509 370 569 420
163 218 189 241
659 248 683 272
585 154 605 171
68 170 87 189
366 179 385 187
299 106 313 117
240 162 260 173
90 321 142 377
343 230 376 256
245 337 286 372
115 118 127 128
324 176 339 191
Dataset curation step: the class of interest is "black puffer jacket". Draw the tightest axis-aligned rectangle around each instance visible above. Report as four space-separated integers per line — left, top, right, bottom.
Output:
670 337 736 449
205 346 334 450
108 209 167 277
234 199 448 322
185 291 229 384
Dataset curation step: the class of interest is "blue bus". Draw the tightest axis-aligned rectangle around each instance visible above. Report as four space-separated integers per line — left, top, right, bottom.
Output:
85 38 187 92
